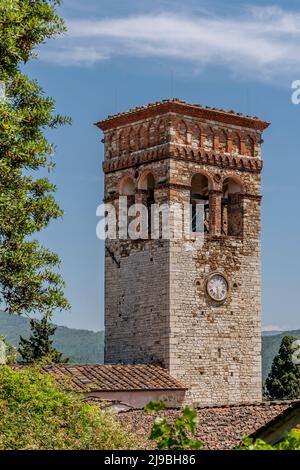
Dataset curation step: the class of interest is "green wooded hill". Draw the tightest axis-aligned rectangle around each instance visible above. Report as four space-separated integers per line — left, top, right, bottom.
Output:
0 312 104 363
0 311 299 376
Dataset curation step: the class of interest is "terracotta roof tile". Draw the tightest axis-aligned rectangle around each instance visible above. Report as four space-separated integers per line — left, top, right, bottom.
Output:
40 364 186 392
116 401 300 450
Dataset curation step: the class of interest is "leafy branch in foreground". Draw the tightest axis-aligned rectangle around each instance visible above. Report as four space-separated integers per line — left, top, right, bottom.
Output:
0 364 140 450
145 401 203 450
238 426 300 450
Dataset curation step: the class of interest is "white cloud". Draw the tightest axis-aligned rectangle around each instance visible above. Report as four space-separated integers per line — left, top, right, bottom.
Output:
262 325 284 332
39 5 300 79
41 46 109 66
262 324 297 332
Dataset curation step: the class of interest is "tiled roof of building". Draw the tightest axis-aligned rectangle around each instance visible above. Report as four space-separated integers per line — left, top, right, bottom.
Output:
40 364 187 392
116 401 300 450
96 98 270 131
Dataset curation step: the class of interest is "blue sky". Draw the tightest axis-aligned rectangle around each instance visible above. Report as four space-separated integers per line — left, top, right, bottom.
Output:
25 0 300 331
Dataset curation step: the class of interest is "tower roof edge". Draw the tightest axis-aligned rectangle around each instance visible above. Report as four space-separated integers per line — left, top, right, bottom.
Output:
95 99 270 132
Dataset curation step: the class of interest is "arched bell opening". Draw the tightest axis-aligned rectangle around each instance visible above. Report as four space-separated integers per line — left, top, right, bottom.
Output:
138 172 155 234
119 175 136 215
222 177 243 237
190 173 211 233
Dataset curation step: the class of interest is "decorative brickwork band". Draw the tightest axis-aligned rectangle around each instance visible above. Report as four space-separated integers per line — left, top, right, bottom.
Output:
103 145 263 174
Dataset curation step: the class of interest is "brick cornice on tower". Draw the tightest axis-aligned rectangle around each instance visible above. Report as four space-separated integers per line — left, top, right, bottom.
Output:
102 143 263 174
97 100 269 178
96 99 270 132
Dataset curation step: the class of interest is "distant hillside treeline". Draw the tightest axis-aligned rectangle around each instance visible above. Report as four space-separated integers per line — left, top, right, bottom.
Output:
0 312 104 363
1 312 299 376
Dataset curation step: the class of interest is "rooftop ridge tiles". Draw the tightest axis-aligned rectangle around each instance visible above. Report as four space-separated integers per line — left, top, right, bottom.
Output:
40 363 186 391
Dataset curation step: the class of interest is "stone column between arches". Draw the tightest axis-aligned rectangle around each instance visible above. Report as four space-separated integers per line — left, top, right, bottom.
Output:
209 190 222 236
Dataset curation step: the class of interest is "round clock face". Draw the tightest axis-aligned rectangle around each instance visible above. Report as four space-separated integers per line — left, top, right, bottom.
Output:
206 274 228 302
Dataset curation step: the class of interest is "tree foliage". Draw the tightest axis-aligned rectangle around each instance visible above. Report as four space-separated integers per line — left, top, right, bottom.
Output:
0 364 140 449
238 427 300 450
145 401 203 450
0 0 70 316
18 314 67 363
265 335 300 400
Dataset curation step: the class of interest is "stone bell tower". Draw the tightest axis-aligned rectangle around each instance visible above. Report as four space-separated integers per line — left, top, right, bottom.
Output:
96 99 269 406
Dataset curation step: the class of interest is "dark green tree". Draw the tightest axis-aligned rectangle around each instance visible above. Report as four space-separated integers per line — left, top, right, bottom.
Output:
18 314 68 363
0 0 70 316
265 335 300 400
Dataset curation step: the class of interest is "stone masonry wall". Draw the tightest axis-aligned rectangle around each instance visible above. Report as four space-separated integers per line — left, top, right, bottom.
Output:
105 239 170 366
167 159 262 405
